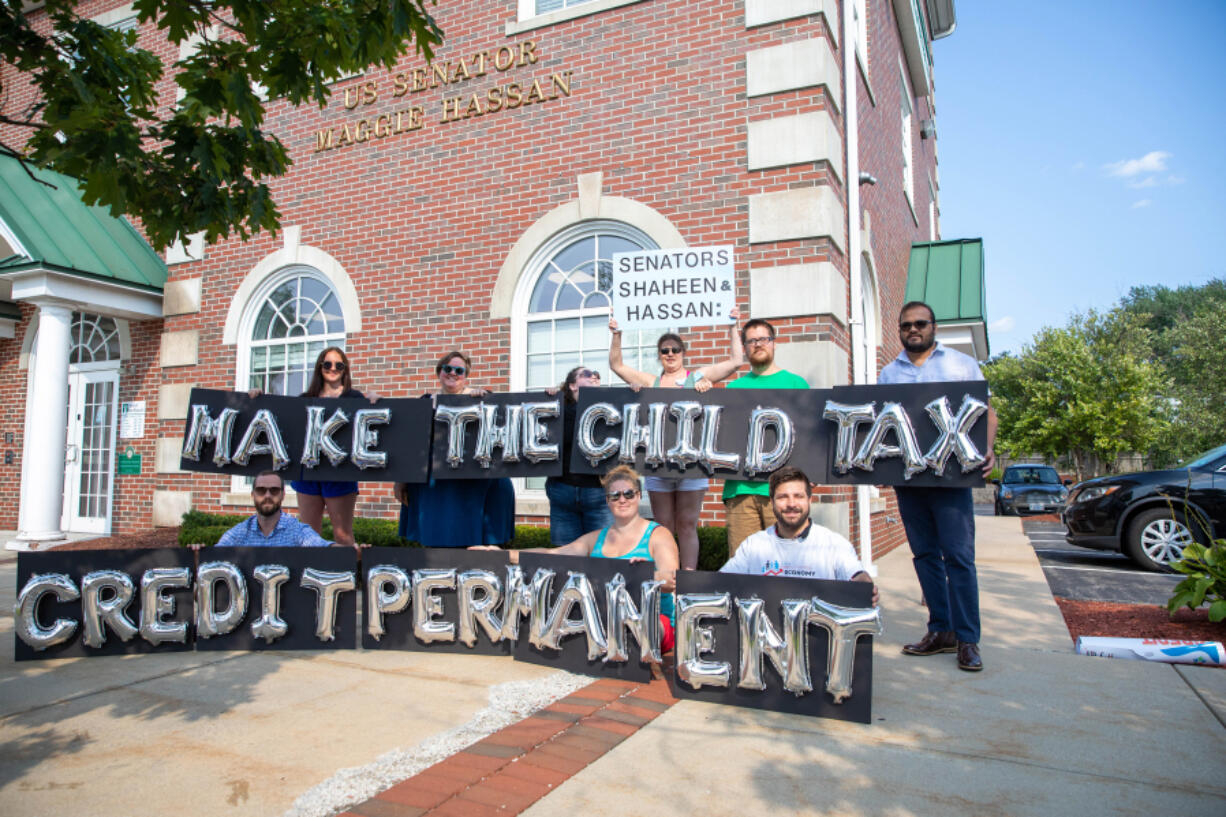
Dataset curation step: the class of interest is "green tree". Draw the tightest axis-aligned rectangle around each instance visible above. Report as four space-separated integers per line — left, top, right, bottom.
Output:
985 308 1169 481
1120 279 1226 465
0 0 441 250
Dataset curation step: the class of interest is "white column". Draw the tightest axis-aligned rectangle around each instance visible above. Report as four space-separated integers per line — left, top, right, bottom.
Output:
15 303 73 544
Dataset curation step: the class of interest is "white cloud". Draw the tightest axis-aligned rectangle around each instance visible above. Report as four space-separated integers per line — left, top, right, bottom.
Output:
1166 175 1185 185
1105 150 1170 177
989 316 1016 333
1131 199 1152 209
1128 176 1159 189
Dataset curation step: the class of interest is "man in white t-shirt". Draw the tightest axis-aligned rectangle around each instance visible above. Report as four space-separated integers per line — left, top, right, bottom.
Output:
721 466 878 606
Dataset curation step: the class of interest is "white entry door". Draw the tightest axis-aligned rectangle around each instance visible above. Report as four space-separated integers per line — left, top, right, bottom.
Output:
62 368 119 534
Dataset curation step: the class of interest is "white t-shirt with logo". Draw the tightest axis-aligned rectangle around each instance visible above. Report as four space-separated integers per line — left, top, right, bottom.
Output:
720 522 864 580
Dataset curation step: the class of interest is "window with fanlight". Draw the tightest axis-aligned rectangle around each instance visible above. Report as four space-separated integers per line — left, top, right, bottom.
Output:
242 266 347 396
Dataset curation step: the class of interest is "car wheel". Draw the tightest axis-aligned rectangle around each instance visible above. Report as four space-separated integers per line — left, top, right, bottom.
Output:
1124 508 1201 573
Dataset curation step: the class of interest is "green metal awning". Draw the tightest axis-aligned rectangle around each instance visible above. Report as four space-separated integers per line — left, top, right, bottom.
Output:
905 238 988 359
0 299 19 321
0 153 166 293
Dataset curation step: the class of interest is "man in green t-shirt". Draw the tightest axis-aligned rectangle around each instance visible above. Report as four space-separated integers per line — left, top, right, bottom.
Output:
722 318 809 555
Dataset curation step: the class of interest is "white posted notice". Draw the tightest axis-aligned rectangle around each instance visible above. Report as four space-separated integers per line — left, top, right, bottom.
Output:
612 246 735 331
120 400 146 439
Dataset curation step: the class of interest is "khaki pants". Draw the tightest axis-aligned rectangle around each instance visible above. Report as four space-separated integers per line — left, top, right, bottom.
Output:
724 493 775 557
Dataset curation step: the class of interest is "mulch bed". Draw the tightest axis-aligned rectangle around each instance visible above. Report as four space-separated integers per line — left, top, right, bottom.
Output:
1055 597 1225 644
37 528 183 551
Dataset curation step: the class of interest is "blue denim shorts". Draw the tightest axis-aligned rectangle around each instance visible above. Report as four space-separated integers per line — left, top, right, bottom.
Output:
290 480 359 498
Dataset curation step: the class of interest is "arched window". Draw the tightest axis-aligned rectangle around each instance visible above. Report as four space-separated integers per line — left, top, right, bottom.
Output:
240 266 346 395
518 221 661 390
69 313 121 365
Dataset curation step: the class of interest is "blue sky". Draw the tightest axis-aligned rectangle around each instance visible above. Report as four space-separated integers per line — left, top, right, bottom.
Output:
931 1 1226 356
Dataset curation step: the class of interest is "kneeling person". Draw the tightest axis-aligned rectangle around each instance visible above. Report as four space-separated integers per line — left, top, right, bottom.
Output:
721 467 877 605
217 471 335 548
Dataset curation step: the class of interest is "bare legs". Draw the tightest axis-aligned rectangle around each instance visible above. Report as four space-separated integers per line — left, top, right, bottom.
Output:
649 489 704 570
296 491 357 545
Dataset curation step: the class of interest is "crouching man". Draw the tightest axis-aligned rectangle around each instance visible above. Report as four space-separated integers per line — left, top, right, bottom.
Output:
721 466 878 606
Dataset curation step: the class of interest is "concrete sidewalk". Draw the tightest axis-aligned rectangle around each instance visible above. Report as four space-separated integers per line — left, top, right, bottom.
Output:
1 518 1223 817
522 516 1226 816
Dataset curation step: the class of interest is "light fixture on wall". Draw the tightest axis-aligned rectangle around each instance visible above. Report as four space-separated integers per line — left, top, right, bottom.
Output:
920 119 937 139
858 172 877 186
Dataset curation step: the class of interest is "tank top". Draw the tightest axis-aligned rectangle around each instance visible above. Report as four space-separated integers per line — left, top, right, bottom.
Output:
591 521 675 619
652 370 699 388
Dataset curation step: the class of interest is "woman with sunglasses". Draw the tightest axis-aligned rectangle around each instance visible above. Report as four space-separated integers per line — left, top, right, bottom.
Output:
473 465 679 651
544 366 613 544
395 351 516 548
606 309 744 570
289 347 373 546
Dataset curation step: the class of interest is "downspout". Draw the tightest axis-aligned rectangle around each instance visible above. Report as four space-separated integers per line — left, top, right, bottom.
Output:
842 0 875 576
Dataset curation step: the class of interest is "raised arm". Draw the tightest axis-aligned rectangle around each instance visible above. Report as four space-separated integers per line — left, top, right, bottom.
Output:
694 307 745 387
647 525 680 591
608 316 657 388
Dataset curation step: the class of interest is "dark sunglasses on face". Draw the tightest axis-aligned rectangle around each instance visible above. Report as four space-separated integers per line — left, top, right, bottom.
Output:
253 486 283 496
321 360 346 372
441 364 467 376
579 369 600 379
658 346 683 356
899 320 932 331
606 488 639 502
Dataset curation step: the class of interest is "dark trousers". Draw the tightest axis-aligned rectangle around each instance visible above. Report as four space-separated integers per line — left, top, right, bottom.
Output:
894 486 980 644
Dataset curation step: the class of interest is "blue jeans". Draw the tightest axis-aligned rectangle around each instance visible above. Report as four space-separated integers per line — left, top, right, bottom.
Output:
545 479 612 545
894 486 980 644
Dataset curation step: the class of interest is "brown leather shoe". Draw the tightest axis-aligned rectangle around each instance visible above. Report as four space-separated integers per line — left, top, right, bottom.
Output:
957 641 983 672
902 630 957 655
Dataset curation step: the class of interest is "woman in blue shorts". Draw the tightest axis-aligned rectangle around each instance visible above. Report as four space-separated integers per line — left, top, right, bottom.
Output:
289 347 368 546
607 310 744 569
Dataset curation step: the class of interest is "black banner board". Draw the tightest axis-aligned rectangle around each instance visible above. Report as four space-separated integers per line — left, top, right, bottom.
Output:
359 548 512 655
669 571 875 724
178 389 432 483
512 553 657 682
429 393 564 479
14 549 195 661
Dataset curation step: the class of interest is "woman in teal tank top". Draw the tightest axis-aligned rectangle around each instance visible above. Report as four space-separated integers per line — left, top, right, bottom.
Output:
473 465 680 647
606 310 745 572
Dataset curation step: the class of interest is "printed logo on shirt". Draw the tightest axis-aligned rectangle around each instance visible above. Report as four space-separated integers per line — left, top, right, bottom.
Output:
759 560 820 578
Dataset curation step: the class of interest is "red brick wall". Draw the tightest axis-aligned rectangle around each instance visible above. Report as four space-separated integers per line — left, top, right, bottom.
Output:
1 0 950 548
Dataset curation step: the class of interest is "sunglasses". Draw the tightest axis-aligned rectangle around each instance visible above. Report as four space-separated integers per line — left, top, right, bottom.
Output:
658 346 683 356
606 488 639 502
440 364 467 376
899 320 932 331
321 360 346 372
745 336 773 347
578 369 600 379
253 486 283 496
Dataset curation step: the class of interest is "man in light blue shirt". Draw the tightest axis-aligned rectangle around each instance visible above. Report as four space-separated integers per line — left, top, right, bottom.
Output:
879 301 996 673
216 471 334 548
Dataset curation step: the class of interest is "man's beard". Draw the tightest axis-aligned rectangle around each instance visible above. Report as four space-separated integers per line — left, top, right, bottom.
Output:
903 334 934 353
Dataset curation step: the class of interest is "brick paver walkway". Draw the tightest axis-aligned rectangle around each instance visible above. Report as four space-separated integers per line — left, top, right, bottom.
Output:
338 677 679 817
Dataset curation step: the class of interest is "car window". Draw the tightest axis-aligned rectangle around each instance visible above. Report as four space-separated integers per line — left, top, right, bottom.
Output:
1003 467 1059 484
1183 442 1226 470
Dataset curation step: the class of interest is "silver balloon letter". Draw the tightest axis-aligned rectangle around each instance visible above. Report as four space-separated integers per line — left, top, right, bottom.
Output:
366 565 411 641
851 402 926 479
231 409 291 470
522 400 560 464
352 407 391 470
538 572 608 661
300 569 356 642
250 564 290 643
620 403 668 468
576 402 621 466
699 405 741 474
474 403 523 468
822 401 876 475
15 573 79 651
434 403 481 468
301 406 350 469
605 573 663 664
675 592 733 689
743 407 796 479
666 401 703 471
196 561 248 639
139 567 191 646
181 405 240 467
412 568 457 643
923 394 989 475
499 565 535 642
457 569 504 647
736 597 814 694
81 570 138 648
808 598 883 703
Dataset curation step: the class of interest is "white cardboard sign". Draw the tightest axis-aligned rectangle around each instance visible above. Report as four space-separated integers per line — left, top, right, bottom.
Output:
612 246 735 331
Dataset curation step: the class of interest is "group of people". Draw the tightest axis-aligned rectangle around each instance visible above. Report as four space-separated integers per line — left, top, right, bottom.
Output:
217 300 995 672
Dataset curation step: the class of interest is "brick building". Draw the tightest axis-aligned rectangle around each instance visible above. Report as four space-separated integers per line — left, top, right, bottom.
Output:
1 0 982 568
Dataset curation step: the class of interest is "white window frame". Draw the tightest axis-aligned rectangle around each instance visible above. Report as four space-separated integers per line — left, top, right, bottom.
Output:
228 264 348 496
511 0 646 33
899 63 915 214
854 0 869 75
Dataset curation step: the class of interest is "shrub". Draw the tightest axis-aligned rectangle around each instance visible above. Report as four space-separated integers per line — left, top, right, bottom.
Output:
1167 539 1226 623
697 526 728 571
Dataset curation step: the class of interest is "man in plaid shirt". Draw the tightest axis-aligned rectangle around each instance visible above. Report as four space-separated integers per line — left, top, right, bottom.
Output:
217 471 334 548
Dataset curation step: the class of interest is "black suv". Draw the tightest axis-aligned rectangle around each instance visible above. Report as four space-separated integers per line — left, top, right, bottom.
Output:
993 465 1070 516
1063 443 1226 572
